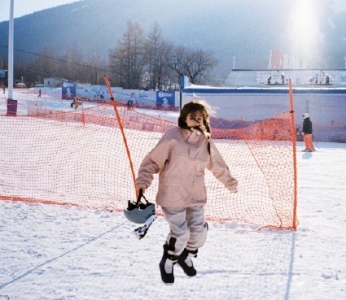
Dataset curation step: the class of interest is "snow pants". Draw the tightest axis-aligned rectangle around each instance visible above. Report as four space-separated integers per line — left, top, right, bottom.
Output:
304 133 315 150
161 206 208 256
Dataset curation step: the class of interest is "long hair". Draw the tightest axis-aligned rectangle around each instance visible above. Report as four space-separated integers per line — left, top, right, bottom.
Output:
178 100 216 153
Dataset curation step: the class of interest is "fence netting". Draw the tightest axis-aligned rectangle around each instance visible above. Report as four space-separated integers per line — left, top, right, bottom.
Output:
0 100 297 229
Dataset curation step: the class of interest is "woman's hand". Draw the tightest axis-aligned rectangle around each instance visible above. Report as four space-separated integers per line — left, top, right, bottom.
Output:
135 185 146 197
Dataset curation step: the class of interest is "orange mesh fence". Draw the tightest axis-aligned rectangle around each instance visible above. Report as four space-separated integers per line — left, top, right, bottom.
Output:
0 99 297 229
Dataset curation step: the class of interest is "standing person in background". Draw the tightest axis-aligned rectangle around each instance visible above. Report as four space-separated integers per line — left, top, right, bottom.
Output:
135 100 238 284
38 89 41 97
127 92 135 110
302 113 315 152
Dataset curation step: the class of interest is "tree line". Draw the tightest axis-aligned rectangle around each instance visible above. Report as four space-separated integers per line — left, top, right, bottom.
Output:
0 22 218 89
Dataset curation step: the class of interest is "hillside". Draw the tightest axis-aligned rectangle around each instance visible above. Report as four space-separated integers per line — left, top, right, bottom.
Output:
0 0 346 80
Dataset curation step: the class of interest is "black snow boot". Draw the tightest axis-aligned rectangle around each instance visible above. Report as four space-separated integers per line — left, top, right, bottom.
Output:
159 242 178 284
177 248 198 277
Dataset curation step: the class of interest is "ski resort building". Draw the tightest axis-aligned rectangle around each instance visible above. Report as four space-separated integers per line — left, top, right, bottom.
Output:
182 70 346 143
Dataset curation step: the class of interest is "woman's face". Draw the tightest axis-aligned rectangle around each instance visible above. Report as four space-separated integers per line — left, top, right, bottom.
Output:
185 110 204 127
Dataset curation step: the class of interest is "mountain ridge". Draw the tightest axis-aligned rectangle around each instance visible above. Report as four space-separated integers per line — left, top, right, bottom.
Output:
1 0 345 80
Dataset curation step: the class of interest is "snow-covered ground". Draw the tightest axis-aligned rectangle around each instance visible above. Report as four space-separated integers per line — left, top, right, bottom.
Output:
1 88 107 115
0 88 179 121
0 90 346 300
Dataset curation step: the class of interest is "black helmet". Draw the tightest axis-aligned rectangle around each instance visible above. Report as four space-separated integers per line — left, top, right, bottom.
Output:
124 190 155 224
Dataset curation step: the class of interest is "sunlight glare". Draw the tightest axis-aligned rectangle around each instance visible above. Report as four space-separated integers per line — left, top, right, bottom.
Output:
287 0 324 67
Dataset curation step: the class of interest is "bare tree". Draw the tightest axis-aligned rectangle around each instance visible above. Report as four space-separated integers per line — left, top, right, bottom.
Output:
109 21 146 89
88 46 107 85
145 22 172 90
57 45 87 82
168 46 218 85
184 49 218 84
0 56 6 69
23 46 108 86
12 21 218 89
30 48 57 79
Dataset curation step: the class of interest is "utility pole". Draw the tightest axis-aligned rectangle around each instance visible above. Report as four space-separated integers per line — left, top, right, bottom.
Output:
8 0 14 100
7 0 17 116
173 56 183 110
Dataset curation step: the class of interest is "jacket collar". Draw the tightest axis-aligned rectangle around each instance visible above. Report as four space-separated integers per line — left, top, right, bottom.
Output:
181 127 203 144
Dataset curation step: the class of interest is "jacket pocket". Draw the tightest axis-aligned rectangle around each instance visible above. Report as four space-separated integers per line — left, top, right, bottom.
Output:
193 175 207 200
161 170 181 187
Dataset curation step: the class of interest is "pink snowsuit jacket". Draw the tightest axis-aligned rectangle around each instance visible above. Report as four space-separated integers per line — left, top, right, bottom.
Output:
136 127 238 208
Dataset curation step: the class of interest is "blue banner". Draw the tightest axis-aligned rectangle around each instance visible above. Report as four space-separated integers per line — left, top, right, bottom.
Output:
156 91 175 108
62 80 77 99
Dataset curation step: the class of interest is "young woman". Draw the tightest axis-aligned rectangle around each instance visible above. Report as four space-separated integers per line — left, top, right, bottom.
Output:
135 100 238 284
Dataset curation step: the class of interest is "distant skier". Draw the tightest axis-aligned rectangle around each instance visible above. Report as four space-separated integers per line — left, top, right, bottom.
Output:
127 99 134 110
127 92 135 110
38 89 41 97
302 113 315 152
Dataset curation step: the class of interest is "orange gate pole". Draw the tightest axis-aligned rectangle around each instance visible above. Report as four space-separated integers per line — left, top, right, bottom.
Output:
288 79 298 230
104 76 137 198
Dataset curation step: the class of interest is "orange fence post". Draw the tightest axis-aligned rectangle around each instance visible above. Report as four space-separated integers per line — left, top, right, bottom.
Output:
104 76 137 198
288 79 298 230
80 102 85 126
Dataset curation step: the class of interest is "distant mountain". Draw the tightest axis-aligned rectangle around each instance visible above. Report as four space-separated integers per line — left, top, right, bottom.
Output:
0 0 345 81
